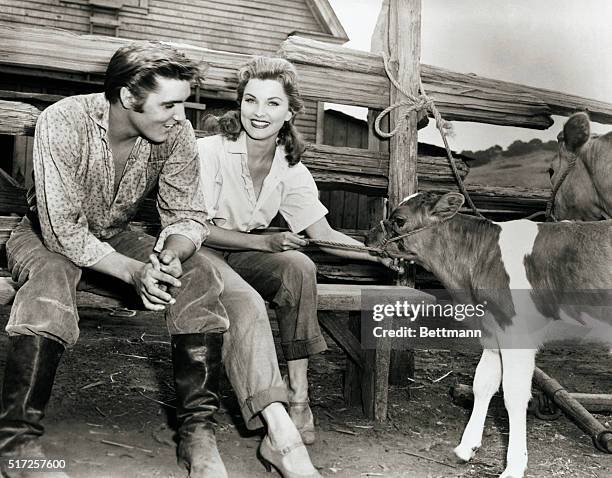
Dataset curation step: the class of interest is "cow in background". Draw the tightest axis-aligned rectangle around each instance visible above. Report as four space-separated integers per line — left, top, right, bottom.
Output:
365 192 612 478
550 112 612 220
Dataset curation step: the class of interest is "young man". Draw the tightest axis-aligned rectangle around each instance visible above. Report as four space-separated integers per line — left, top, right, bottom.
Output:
0 42 229 477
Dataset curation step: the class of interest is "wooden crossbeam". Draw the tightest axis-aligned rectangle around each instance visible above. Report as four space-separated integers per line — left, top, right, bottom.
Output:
0 22 248 99
0 100 39 135
279 36 612 127
303 144 468 191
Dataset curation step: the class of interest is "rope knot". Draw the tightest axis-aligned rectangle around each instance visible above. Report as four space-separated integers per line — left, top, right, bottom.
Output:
373 51 483 218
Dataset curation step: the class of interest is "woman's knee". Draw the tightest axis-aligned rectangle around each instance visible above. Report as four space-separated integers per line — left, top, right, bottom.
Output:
279 251 317 282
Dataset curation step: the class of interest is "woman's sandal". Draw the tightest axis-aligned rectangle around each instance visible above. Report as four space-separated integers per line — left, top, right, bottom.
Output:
258 435 321 478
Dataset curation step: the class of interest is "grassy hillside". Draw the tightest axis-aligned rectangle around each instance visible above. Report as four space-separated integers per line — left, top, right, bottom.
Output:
464 149 555 190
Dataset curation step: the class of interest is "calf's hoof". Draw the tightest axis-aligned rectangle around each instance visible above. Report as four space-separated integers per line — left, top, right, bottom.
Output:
499 466 525 478
453 443 479 462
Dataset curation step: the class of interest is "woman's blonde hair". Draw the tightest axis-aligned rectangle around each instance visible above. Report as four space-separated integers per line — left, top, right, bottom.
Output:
213 56 305 166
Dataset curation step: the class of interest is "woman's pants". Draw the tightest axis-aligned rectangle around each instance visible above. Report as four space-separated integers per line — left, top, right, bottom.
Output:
198 247 328 428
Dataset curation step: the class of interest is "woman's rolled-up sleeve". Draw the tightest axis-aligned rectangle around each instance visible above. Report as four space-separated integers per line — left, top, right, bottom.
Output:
279 163 328 233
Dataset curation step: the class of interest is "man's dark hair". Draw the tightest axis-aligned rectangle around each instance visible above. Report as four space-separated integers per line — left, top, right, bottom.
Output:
104 41 203 112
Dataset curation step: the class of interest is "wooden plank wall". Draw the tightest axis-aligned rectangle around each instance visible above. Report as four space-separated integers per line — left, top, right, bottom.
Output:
320 109 384 230
295 99 318 144
0 73 97 186
11 137 33 188
0 0 323 56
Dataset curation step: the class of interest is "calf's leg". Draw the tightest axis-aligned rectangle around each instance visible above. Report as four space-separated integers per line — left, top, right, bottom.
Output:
454 348 502 461
499 348 536 478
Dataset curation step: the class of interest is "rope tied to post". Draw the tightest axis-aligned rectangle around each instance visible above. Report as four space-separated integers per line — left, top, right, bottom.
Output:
374 53 449 139
374 52 484 218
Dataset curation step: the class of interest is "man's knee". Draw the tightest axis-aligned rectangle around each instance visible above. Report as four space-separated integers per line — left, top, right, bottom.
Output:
223 287 267 320
41 255 80 275
11 252 80 288
180 252 224 293
165 253 229 335
34 256 80 285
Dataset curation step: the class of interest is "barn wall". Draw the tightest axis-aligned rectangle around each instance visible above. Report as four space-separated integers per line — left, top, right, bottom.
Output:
295 99 318 144
0 0 323 55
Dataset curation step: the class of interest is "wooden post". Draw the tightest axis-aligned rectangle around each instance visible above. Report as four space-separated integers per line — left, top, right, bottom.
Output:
349 0 422 421
343 311 365 407
386 0 422 391
388 0 421 209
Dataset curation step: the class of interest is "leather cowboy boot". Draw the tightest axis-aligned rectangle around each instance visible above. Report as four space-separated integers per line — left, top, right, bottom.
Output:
0 335 67 478
172 333 227 478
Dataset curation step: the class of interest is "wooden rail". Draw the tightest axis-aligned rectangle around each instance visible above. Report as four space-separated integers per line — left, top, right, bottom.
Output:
0 23 248 100
0 168 548 226
279 36 612 127
0 100 38 135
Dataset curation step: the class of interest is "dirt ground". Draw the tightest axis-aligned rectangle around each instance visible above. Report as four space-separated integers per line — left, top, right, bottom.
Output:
1 322 610 478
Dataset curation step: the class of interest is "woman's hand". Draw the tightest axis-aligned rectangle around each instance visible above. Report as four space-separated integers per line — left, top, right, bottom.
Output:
379 256 406 274
265 232 308 252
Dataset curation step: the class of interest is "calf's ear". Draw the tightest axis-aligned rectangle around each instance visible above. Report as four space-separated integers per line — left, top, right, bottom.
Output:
430 192 465 221
563 112 590 151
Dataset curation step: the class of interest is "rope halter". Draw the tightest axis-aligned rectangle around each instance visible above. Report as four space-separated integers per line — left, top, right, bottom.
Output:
545 144 578 222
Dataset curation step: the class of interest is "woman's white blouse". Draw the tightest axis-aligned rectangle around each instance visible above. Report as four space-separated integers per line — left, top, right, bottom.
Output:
197 132 328 233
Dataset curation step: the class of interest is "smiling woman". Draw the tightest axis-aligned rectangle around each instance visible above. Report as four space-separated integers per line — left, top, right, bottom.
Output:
241 80 293 142
194 55 395 478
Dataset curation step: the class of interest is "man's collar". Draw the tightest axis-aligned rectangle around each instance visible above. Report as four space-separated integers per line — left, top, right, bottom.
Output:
86 93 111 132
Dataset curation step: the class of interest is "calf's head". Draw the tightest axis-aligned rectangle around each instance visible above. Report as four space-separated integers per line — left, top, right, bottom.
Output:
365 192 465 259
550 112 609 220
